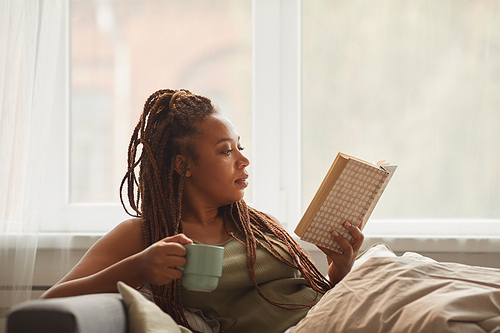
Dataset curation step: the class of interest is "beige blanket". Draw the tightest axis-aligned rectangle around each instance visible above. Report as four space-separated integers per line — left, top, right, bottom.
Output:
294 252 500 333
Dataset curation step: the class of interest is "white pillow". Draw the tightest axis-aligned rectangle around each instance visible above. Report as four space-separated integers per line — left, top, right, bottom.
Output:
134 282 220 333
117 281 192 333
352 242 397 271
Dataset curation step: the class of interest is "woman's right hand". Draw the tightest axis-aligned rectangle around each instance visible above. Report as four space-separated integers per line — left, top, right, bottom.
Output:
137 234 193 286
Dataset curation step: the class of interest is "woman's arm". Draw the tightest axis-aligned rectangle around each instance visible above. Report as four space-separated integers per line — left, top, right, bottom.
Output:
40 218 193 299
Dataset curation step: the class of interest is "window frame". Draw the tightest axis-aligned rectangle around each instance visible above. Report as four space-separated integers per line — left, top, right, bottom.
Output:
46 0 130 232
46 0 500 254
48 0 303 233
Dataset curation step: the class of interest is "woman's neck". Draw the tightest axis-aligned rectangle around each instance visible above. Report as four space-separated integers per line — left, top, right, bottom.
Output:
180 203 234 244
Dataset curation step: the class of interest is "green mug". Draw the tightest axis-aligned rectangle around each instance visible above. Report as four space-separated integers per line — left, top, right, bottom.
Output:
179 243 224 292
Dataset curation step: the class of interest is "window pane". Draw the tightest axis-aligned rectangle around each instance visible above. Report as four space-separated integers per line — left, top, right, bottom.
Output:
71 0 252 202
302 1 500 218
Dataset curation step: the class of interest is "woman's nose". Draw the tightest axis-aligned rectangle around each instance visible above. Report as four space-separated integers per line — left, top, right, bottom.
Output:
237 151 250 168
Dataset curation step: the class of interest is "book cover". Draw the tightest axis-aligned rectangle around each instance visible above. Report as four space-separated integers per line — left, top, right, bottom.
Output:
295 152 397 253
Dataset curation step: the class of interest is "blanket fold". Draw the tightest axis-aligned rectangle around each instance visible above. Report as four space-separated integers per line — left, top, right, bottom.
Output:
294 252 500 333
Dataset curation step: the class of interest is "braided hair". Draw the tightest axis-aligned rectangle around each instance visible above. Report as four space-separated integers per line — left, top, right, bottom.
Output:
120 89 332 328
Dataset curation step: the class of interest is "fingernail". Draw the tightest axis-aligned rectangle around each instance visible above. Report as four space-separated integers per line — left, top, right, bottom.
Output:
332 230 339 237
345 222 352 227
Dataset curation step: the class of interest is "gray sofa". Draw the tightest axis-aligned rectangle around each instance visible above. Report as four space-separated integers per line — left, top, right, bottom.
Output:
6 293 128 333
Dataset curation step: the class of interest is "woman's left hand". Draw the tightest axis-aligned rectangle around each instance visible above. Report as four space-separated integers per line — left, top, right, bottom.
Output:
317 222 364 285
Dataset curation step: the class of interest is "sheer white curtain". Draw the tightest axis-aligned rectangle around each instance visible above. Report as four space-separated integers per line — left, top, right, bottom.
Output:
0 0 67 328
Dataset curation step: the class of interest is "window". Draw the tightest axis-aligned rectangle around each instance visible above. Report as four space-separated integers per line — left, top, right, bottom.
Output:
50 0 499 239
57 0 253 231
302 1 500 235
71 0 252 202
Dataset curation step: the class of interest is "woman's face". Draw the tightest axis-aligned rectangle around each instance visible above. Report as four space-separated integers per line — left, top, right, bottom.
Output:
183 113 250 207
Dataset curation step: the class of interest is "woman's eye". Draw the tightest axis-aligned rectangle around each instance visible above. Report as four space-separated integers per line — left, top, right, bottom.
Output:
221 146 243 155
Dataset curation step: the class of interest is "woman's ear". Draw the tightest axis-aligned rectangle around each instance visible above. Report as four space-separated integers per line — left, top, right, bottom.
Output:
174 155 191 177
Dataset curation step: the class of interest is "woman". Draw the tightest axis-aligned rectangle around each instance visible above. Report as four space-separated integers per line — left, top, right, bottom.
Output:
41 89 364 332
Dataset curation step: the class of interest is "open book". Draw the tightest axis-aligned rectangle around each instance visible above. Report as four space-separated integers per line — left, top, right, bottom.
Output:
295 152 397 253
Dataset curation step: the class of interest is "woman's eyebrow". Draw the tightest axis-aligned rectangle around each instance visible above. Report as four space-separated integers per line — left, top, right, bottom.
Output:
214 136 240 146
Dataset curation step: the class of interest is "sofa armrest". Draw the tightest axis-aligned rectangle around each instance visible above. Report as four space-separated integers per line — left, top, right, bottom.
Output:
6 293 128 333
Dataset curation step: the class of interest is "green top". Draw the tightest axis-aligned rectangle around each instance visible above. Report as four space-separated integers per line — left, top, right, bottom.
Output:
182 233 322 333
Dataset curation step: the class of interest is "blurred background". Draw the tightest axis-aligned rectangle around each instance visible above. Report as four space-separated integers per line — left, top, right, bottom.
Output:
70 0 253 203
70 0 499 224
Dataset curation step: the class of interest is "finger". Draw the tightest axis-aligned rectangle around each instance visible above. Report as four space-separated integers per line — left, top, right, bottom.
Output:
343 222 364 252
162 233 194 245
316 231 352 257
331 229 354 257
165 256 187 268
158 242 188 257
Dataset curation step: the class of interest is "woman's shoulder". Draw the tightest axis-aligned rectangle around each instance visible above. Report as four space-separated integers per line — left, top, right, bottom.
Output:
113 217 145 241
93 217 146 254
113 217 144 234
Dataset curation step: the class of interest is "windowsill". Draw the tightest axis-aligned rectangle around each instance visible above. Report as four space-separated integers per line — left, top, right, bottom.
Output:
298 219 500 253
297 235 500 253
363 219 500 237
1 233 103 250
36 233 104 250
3 219 499 253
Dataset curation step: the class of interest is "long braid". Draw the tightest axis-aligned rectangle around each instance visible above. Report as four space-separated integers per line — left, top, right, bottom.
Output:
120 89 333 330
225 201 332 310
120 89 214 328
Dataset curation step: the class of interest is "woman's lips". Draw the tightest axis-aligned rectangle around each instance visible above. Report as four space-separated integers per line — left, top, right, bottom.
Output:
235 175 249 187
